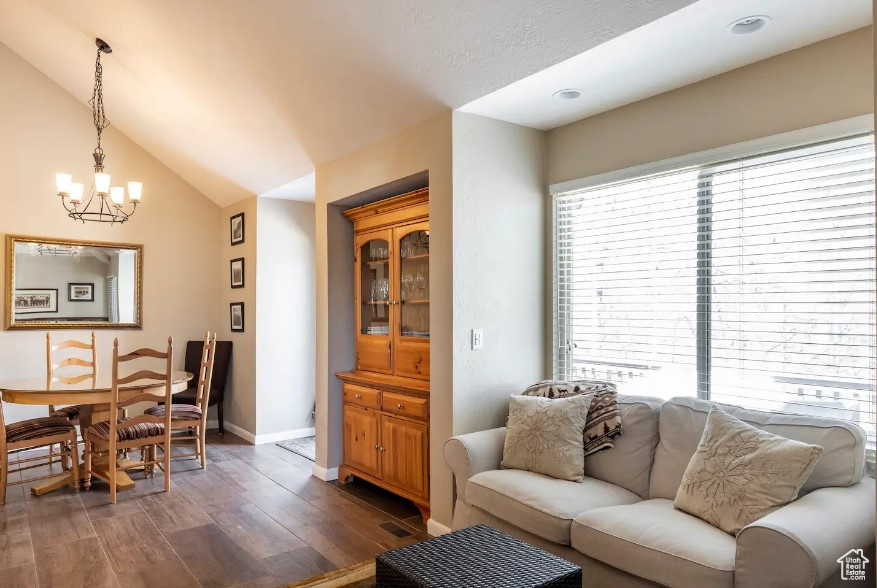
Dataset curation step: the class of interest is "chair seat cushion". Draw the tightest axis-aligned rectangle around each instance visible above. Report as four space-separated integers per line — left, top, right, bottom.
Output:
50 405 83 422
467 469 641 545
570 499 736 588
144 404 203 421
6 417 74 443
87 419 164 442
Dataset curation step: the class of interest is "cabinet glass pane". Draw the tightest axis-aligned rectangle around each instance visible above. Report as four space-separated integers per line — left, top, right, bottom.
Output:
399 230 429 338
360 239 390 336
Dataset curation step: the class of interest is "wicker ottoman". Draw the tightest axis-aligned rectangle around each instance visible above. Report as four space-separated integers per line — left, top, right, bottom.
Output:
375 524 582 587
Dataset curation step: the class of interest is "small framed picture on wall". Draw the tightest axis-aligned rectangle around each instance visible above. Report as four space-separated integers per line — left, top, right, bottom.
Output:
230 302 245 332
68 282 95 302
230 212 245 245
230 258 245 288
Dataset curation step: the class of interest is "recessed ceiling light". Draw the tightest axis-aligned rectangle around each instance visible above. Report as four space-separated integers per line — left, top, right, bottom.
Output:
727 15 771 35
553 88 583 100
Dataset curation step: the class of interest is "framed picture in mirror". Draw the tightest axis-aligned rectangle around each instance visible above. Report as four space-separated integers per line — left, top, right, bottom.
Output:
68 282 95 302
14 289 58 314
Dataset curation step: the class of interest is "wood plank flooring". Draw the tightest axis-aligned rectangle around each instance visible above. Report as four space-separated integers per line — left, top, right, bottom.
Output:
0 431 428 587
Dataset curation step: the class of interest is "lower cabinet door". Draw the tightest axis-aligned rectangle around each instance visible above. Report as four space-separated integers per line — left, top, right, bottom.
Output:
343 404 381 478
380 414 428 499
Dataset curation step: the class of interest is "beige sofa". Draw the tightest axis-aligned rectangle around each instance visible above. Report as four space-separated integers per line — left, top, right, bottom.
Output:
444 396 875 588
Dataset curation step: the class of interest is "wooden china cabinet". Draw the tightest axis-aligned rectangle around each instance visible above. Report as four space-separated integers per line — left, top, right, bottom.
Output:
337 188 431 522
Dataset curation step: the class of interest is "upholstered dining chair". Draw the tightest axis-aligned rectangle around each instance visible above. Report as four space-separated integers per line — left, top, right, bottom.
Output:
171 339 232 434
83 338 174 504
46 332 97 469
0 398 80 504
145 332 216 469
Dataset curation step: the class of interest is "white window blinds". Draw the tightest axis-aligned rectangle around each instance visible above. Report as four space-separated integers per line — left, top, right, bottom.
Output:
554 134 876 443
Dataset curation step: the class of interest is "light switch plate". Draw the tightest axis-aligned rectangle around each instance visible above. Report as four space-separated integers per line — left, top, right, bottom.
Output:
472 329 484 350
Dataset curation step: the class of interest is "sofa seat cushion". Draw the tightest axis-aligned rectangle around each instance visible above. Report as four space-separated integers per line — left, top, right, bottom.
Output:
467 469 641 545
571 499 735 588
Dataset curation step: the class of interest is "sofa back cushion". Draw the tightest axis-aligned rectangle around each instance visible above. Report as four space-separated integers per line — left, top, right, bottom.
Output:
585 395 663 498
650 397 866 500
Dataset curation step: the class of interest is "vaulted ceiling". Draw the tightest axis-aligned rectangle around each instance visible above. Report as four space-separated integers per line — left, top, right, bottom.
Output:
0 0 695 206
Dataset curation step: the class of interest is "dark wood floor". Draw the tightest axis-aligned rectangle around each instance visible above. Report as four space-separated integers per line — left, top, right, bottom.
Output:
0 431 428 587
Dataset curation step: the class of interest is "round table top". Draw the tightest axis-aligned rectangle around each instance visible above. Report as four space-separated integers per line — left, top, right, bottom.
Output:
0 371 193 396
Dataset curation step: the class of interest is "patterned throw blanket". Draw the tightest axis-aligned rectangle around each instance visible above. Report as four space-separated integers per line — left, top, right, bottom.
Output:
521 380 623 456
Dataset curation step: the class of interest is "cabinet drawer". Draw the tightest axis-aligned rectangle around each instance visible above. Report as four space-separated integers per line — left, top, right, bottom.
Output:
382 391 428 421
344 384 381 409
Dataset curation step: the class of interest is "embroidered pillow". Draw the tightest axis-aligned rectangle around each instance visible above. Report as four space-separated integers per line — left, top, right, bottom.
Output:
501 394 592 482
522 380 621 456
674 407 823 535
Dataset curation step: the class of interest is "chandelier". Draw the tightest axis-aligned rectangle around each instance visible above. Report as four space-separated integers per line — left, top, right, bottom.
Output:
55 38 142 224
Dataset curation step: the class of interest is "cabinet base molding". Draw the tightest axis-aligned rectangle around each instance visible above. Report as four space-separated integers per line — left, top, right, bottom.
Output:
339 464 430 523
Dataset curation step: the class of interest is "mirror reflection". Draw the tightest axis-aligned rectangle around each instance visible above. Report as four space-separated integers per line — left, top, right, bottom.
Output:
8 237 141 329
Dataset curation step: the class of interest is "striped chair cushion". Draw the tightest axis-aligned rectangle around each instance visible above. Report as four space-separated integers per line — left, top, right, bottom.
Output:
50 405 83 422
144 405 203 421
6 417 74 443
88 419 164 442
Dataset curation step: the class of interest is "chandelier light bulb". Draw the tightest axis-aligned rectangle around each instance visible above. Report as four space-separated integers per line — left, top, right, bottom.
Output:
95 172 111 195
69 183 84 203
110 186 125 205
56 173 72 196
128 181 142 202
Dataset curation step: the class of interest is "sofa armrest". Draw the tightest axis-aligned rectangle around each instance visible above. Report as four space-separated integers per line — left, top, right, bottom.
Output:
443 427 507 505
735 477 875 588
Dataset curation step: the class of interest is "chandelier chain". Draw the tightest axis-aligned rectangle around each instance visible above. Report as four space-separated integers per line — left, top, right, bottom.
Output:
88 47 110 159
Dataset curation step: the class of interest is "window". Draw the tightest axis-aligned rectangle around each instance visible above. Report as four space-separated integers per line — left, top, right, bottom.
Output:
554 133 876 443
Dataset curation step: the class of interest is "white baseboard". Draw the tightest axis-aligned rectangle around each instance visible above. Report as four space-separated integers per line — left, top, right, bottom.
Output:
312 464 339 481
254 427 315 445
204 421 314 446
427 519 451 537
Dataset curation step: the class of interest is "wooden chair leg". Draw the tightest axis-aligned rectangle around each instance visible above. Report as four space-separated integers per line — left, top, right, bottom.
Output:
109 452 117 504
198 425 207 470
0 450 7 505
69 435 80 493
163 443 171 492
83 439 92 491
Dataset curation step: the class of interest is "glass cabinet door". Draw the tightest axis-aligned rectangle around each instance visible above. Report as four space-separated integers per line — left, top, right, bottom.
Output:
398 227 429 339
359 237 391 337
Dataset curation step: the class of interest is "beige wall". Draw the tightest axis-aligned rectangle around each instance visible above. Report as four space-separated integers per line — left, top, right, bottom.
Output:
0 42 221 423
219 198 258 435
548 27 874 187
451 112 547 434
256 197 316 438
315 111 454 528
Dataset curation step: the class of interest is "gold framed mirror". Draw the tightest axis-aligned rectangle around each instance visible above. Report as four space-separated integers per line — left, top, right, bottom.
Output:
5 235 142 330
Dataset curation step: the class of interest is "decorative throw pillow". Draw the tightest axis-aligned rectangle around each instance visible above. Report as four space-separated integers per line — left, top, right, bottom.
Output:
522 380 622 456
674 407 824 535
501 394 592 482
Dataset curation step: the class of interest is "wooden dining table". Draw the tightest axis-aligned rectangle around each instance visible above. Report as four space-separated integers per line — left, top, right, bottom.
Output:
0 370 193 496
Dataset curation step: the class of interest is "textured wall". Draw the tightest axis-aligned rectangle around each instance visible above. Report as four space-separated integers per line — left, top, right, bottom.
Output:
548 27 874 186
451 112 548 434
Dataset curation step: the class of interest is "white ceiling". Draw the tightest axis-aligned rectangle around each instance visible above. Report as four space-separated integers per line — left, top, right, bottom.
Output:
0 0 695 206
461 0 873 130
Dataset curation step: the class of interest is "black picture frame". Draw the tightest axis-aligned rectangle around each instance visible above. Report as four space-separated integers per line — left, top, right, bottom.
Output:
230 258 245 289
14 289 59 314
230 302 245 332
230 212 245 245
68 282 95 302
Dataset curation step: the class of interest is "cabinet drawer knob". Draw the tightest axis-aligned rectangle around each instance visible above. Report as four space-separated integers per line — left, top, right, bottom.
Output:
379 446 386 452
374 444 380 450
396 403 404 409
354 393 362 399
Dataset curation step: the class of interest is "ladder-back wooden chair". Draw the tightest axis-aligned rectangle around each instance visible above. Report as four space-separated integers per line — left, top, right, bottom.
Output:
83 338 173 504
0 398 79 504
145 332 216 469
46 332 97 468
